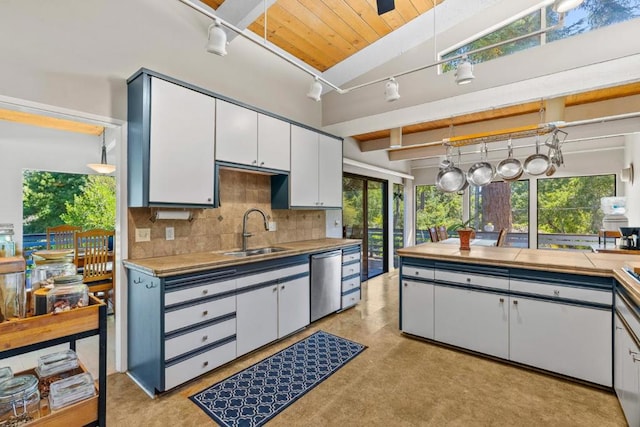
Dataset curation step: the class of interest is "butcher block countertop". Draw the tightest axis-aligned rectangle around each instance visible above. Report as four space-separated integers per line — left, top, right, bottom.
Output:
123 238 361 277
397 243 640 306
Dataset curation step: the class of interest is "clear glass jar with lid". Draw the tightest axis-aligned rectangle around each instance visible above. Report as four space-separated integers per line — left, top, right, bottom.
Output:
0 374 41 425
0 257 26 321
31 256 76 292
0 224 15 258
46 275 88 314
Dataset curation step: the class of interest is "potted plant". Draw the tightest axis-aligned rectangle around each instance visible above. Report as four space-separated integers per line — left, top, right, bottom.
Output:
450 219 475 250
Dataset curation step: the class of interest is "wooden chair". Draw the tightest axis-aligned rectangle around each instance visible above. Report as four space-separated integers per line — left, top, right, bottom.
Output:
46 225 81 250
428 227 439 243
437 225 448 241
496 228 508 247
76 229 115 314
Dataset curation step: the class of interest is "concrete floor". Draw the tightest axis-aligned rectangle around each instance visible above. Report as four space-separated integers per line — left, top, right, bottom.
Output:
106 271 627 426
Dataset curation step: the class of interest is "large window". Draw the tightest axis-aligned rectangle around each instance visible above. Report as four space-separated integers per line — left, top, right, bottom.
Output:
537 174 616 249
469 180 530 248
415 185 462 244
441 0 640 72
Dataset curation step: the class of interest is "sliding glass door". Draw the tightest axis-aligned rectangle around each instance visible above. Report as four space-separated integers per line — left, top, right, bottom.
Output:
342 173 388 280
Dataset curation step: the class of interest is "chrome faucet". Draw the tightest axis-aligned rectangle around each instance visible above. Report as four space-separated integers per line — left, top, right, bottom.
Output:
242 208 269 251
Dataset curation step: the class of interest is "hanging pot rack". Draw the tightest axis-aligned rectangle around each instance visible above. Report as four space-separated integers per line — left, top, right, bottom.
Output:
442 123 560 148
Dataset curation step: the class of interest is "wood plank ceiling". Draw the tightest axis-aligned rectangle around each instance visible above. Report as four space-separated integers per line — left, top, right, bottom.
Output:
201 0 440 71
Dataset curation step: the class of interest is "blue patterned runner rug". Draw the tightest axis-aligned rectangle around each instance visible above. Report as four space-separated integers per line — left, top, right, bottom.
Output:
190 330 366 427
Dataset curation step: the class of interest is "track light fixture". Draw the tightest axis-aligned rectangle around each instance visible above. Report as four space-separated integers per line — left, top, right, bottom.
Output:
87 131 116 174
455 56 475 85
206 19 227 56
552 0 585 13
306 77 323 102
385 78 400 102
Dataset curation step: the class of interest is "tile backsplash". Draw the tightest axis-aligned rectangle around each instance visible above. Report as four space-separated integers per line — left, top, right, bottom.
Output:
127 169 327 259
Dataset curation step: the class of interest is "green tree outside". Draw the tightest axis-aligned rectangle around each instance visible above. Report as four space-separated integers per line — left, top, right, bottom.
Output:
61 175 116 231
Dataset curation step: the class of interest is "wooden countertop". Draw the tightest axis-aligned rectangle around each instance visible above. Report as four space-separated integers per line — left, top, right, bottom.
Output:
397 243 640 306
123 238 361 277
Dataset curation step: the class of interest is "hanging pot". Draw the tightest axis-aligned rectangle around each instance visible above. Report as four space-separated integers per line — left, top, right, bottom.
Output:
496 139 523 181
467 143 495 187
523 135 550 176
435 147 467 193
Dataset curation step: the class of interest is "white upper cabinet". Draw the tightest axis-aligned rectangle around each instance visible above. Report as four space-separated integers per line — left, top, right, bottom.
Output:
258 113 290 171
290 125 342 208
318 134 343 207
215 100 290 171
148 77 216 206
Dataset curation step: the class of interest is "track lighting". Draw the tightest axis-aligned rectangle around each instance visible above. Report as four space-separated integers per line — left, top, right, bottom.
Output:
552 0 585 13
385 78 400 102
455 56 475 85
206 19 227 56
87 131 116 174
306 77 322 102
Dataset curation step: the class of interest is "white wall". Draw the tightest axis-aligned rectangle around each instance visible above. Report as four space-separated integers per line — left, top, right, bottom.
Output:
624 134 640 224
0 0 322 128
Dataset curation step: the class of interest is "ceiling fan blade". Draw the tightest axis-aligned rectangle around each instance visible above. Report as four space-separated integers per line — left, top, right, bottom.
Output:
376 0 395 15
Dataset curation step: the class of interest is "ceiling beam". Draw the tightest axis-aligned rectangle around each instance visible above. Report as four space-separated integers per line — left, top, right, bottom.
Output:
0 108 104 136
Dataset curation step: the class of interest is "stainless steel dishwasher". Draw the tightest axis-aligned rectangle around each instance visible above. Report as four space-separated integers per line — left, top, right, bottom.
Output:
310 250 342 322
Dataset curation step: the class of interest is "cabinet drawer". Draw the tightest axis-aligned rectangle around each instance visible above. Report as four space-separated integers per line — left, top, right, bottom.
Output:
164 340 236 390
165 318 236 361
511 279 611 305
342 276 360 293
342 289 360 309
343 251 361 264
342 263 360 278
403 266 434 281
165 296 235 333
435 269 508 291
616 292 640 338
165 279 235 307
236 263 308 290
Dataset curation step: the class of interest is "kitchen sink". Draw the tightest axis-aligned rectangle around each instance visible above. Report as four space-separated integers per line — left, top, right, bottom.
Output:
223 247 288 257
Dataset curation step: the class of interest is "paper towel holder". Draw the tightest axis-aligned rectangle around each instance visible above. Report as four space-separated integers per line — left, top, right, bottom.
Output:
150 209 194 223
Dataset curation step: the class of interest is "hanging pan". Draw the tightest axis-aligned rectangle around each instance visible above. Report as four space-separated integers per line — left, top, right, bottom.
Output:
436 147 467 193
467 143 495 187
496 138 523 181
523 135 550 176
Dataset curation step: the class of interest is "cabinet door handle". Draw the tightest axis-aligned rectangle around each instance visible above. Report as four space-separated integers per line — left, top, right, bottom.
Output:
553 290 560 297
466 278 471 283
414 271 420 276
281 285 286 290
203 310 208 316
273 287 278 292
260 161 264 166
403 282 407 287
208 197 212 202
202 289 209 295
513 300 518 306
252 160 257 164
499 298 504 303
202 335 208 342
203 361 209 367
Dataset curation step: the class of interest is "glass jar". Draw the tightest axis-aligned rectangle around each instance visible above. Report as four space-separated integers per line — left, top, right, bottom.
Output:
0 367 12 384
0 224 15 258
46 275 88 314
31 258 76 292
0 375 40 425
0 257 26 321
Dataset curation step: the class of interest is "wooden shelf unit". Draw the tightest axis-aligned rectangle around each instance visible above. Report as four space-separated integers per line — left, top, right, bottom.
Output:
0 295 107 426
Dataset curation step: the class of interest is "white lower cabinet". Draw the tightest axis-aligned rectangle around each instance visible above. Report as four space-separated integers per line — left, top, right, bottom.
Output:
236 264 310 357
278 276 310 338
510 296 612 386
615 312 640 426
401 279 435 339
236 284 279 356
434 286 509 359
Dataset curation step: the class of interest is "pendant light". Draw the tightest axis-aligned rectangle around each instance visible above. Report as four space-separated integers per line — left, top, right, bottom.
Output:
87 131 116 174
455 56 475 85
206 19 227 56
552 0 585 13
